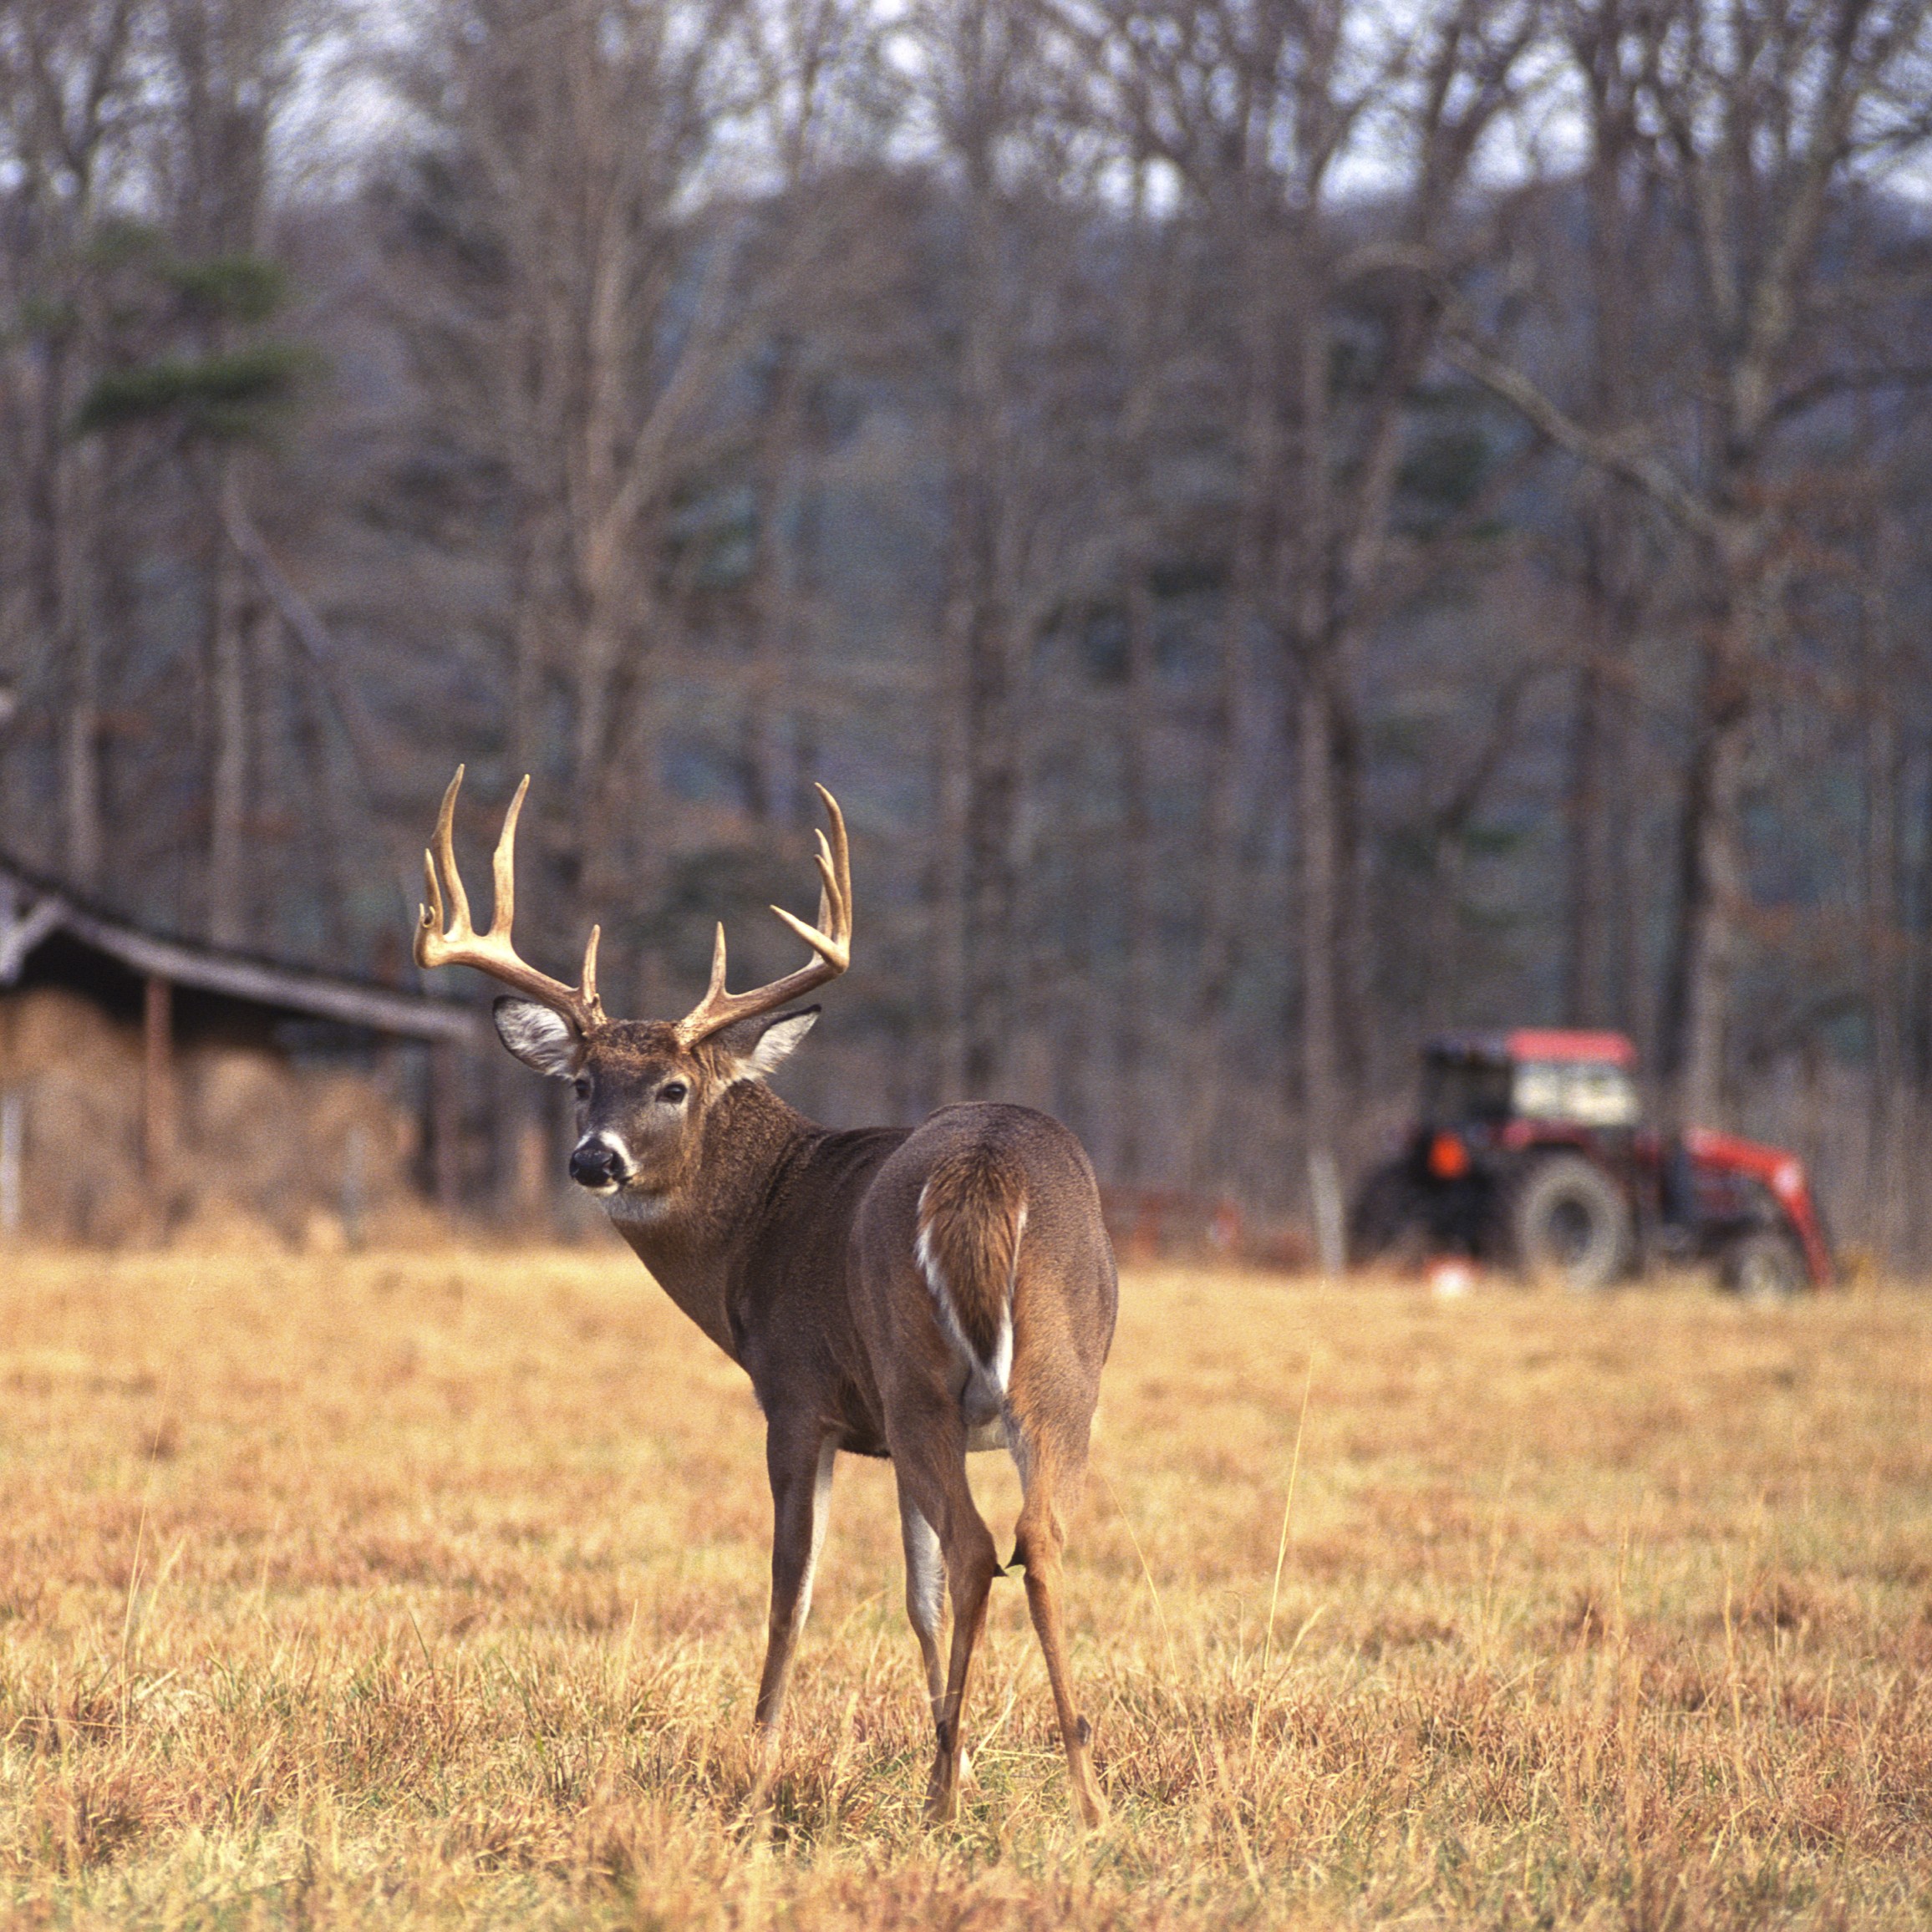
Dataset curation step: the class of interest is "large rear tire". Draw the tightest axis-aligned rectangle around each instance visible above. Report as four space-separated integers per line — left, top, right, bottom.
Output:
1720 1230 1807 1302
1510 1156 1631 1292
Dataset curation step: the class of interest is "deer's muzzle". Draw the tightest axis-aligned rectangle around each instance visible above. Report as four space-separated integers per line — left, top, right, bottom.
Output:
569 1136 629 1192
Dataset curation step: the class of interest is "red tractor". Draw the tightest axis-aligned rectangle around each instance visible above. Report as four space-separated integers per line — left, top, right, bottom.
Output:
1349 1030 1833 1296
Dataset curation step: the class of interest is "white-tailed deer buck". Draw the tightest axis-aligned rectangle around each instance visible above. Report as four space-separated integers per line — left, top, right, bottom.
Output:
414 770 1116 1827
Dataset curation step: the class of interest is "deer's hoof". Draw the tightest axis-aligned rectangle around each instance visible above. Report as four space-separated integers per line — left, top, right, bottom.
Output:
923 1767 961 1825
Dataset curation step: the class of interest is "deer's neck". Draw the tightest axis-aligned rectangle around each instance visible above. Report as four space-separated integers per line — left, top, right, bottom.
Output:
605 1080 819 1361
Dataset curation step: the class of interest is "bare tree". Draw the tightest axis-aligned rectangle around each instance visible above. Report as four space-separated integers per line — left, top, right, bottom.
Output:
1451 0 1932 1125
1112 0 1540 1236
0 0 141 889
158 0 300 945
901 0 1127 1099
8 0 1932 1258
383 0 770 981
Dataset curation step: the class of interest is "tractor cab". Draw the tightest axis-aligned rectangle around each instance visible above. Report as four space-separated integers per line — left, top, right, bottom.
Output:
1421 1030 1640 1131
1352 1030 1831 1295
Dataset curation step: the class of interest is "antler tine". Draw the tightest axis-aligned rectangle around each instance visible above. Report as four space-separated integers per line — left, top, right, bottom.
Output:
414 765 606 1032
425 765 470 937
769 786 852 958
703 920 730 1001
674 786 854 1048
582 923 602 1015
487 775 530 939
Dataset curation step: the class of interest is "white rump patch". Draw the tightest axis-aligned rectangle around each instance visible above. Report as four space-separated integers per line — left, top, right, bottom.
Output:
914 1184 1023 1420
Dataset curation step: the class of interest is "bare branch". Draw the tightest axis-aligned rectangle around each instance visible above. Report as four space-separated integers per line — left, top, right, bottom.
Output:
1438 331 1722 541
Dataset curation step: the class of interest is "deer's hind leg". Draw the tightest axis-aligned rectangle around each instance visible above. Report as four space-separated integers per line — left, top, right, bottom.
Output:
889 1406 999 1824
897 1485 947 1717
1008 1407 1109 1828
900 1480 989 1797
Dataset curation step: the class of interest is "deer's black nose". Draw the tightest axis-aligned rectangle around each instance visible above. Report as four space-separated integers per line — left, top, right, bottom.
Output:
570 1140 623 1188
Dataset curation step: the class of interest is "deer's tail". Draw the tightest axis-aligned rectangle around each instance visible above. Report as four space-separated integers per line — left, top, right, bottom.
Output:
915 1146 1028 1397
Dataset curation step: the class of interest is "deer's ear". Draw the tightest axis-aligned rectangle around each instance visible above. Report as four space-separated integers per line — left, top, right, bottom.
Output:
494 997 585 1079
714 1006 818 1083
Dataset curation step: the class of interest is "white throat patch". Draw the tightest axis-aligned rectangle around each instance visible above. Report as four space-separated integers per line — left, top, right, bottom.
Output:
604 1188 674 1228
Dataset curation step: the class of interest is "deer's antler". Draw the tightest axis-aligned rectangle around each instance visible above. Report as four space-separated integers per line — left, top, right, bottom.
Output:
414 766 605 1033
674 785 852 1048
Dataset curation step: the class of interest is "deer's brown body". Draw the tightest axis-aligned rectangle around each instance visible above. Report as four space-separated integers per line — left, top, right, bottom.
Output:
414 771 1115 1827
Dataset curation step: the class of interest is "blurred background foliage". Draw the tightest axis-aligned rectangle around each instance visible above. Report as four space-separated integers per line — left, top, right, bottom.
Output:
3 0 1932 1251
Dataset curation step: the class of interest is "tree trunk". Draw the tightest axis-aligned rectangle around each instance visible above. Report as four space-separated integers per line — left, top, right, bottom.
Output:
58 443 104 892
1862 575 1902 1254
1184 576 1249 1190
1289 260 1345 1260
929 680 969 1105
1565 654 1613 1025
1569 79 1640 1032
1426 826 1467 1032
1912 733 1932 1094
1298 667 1342 1192
61 682 102 894
1667 635 1752 1127
1333 694 1372 1096
746 345 809 826
1184 213 1274 1189
1116 568 1157 1182
961 595 1017 1096
1607 671 1647 1047
210 460 251 947
949 156 1017 1101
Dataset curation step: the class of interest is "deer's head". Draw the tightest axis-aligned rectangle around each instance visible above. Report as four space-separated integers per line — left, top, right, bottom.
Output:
414 768 851 1211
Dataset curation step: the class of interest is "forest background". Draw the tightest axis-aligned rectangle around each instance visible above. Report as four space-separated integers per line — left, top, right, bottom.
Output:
4 0 1932 1258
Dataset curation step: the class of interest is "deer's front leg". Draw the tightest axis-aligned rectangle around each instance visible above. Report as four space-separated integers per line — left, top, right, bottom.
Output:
748 1426 836 1806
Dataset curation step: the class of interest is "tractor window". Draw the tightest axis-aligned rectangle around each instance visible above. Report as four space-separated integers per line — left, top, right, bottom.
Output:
1512 1060 1639 1126
1421 1058 1513 1124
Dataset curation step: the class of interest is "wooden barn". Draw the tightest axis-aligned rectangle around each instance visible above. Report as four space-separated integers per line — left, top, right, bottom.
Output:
0 855 481 1246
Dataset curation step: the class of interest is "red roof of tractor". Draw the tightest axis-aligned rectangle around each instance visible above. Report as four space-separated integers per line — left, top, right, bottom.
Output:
1426 1029 1639 1067
1507 1029 1637 1065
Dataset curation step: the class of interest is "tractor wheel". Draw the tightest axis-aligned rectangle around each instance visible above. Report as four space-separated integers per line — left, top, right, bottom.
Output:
1347 1161 1429 1270
1721 1231 1807 1302
1509 1156 1631 1292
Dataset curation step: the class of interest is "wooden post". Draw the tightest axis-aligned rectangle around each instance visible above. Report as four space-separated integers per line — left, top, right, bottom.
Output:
143 974 175 1187
514 1111 549 1233
0 1091 23 1238
430 1040 464 1218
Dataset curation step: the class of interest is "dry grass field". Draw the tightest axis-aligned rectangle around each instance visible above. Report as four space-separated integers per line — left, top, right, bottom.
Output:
2 1246 1929 1930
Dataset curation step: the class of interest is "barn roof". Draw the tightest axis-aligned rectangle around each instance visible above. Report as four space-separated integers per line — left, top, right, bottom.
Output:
0 854 477 1044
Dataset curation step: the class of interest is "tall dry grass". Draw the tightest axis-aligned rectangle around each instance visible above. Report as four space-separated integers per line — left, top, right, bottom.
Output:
1 1246 1928 1929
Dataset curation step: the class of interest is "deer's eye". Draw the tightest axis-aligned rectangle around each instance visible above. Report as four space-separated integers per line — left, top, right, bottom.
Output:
659 1081 689 1106
572 1076 591 1100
